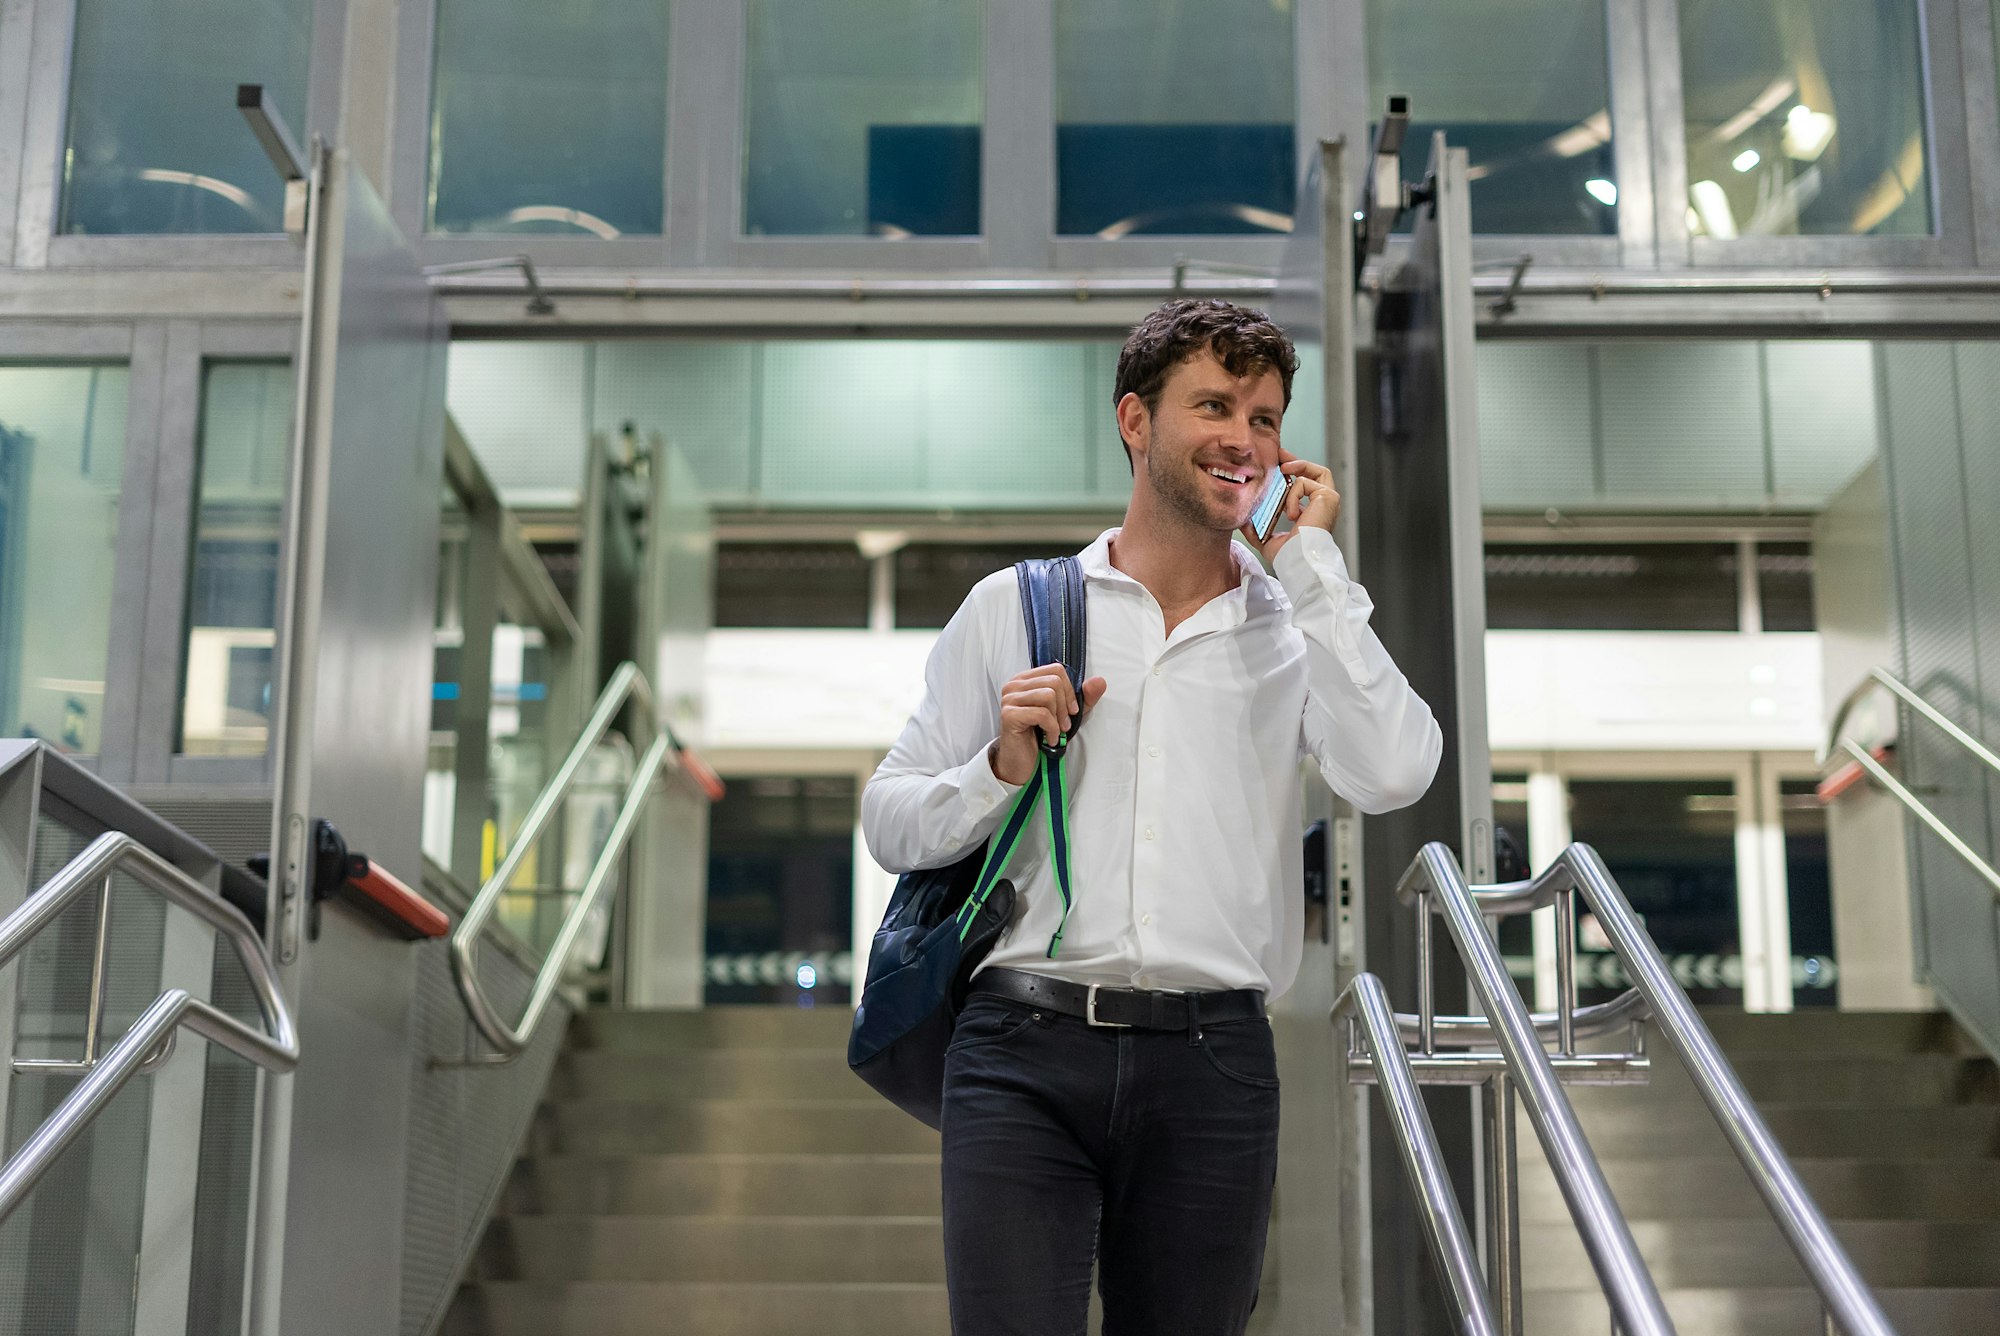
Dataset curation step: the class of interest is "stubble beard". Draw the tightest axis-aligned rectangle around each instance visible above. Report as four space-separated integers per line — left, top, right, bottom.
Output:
1149 440 1245 537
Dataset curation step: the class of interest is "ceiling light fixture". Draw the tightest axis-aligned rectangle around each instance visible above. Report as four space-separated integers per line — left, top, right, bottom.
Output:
1732 149 1761 173
1584 178 1617 207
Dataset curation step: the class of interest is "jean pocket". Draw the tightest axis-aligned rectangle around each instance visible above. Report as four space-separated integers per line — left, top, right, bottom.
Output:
1198 1018 1280 1089
946 1001 1045 1055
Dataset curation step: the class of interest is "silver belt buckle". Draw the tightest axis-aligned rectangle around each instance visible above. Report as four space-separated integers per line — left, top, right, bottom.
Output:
1085 984 1130 1028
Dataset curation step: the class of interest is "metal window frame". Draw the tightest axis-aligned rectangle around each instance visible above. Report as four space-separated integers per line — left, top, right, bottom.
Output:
157 325 300 788
0 319 305 789
1661 0 1979 270
0 324 143 781
9 0 346 272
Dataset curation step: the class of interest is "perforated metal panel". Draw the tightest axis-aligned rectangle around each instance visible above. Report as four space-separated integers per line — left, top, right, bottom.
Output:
1597 341 1766 506
592 342 757 502
920 342 1095 506
1766 341 1878 503
757 341 926 504
398 918 567 1336
1877 343 2000 1050
445 343 591 503
1476 341 1597 509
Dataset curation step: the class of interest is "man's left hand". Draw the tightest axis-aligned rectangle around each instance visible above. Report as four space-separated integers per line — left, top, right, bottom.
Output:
1240 448 1340 562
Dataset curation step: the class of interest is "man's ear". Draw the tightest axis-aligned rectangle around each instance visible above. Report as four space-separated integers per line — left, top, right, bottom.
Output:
1115 391 1150 464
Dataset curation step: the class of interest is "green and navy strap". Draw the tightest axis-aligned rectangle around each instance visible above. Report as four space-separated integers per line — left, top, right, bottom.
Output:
953 745 1077 958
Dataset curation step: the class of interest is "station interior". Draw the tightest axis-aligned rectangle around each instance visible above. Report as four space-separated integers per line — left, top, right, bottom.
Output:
3 0 2000 1333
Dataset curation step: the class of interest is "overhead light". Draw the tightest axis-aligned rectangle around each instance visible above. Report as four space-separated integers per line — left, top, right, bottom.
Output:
1584 178 1617 207
1732 149 1761 173
1783 104 1835 161
1690 179 1738 239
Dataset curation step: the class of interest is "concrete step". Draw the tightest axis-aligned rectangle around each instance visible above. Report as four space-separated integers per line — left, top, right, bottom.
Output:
512 1153 940 1217
540 1099 939 1156
1597 1050 1999 1107
1524 1286 2000 1336
1522 1218 2000 1290
1518 1155 2000 1222
446 1281 948 1336
1524 1100 2000 1159
571 1007 854 1053
481 1215 944 1284
1694 1009 1976 1057
554 1048 869 1101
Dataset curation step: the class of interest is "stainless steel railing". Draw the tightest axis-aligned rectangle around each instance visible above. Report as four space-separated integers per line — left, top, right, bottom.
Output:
1822 666 2000 900
447 660 677 1063
1399 841 1898 1336
1396 842 1673 1336
1333 972 1498 1336
0 831 300 1223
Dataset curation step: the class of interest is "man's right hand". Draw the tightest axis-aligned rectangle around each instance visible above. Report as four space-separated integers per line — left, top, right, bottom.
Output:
988 663 1109 785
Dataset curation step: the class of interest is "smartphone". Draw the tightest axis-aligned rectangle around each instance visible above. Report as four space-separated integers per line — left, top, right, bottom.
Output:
1248 469 1292 543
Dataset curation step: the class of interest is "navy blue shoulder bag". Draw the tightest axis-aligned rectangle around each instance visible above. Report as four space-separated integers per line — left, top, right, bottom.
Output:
847 556 1086 1129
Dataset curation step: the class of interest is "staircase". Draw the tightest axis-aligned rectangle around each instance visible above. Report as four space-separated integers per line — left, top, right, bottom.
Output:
445 1006 948 1336
1522 1010 2000 1333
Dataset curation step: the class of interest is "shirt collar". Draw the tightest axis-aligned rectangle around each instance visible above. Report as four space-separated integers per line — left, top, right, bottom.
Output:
1078 528 1273 617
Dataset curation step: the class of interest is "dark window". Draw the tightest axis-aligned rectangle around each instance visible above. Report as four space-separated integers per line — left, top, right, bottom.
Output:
1484 543 1739 631
715 543 871 628
895 542 1078 628
705 775 856 1005
1781 778 1836 1007
1757 542 1815 632
1569 778 1741 1006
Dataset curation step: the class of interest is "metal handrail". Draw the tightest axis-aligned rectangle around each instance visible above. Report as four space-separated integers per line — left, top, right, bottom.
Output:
1822 667 2000 901
1481 842 1899 1336
0 832 300 1223
1333 973 1498 1336
448 661 674 1061
1398 843 1674 1336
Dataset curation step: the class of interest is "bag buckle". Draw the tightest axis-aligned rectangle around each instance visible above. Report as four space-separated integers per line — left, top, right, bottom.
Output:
1085 984 1129 1028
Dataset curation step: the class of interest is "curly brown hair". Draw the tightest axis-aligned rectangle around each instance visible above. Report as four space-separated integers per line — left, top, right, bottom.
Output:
1112 299 1299 466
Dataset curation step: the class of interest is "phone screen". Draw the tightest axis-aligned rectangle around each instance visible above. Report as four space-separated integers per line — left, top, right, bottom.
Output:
1248 470 1290 542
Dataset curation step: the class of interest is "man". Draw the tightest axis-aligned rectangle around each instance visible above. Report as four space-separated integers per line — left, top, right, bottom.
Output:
861 299 1442 1335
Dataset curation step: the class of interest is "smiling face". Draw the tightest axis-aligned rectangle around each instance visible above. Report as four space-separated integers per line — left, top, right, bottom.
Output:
1121 348 1286 534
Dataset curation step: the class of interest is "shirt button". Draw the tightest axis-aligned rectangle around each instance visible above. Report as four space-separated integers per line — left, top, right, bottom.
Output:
1141 913 1152 926
1138 974 1152 988
1151 666 1161 678
1147 745 1160 758
1143 827 1155 841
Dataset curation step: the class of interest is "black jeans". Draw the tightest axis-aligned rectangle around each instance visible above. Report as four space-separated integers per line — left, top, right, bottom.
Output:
939 990 1281 1336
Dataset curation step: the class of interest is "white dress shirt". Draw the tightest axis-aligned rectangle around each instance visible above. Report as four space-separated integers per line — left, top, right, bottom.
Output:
860 526 1442 1002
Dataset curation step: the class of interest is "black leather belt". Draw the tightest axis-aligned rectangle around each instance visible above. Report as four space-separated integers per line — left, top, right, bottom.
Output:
971 967 1265 1030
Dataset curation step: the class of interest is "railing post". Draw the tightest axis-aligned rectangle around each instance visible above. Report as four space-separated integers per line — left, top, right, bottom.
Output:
1485 1071 1524 1336
1417 886 1435 1055
1555 883 1577 1058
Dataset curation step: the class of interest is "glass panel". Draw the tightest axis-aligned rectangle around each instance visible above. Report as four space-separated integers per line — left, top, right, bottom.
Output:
744 0 981 236
1569 777 1743 1007
1055 0 1295 237
429 0 670 236
895 541 1081 628
487 613 553 941
1367 0 1615 235
716 543 872 628
706 775 857 1005
1757 540 1815 631
180 363 292 756
60 0 312 236
0 366 128 754
1484 543 1740 631
1679 0 1931 238
423 486 472 870
1780 777 1836 1007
